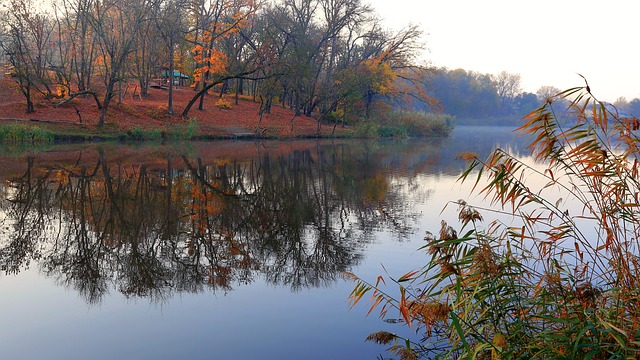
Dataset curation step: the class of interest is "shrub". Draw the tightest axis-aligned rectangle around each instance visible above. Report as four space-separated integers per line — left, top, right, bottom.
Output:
237 94 255 102
115 103 140 117
324 109 348 124
126 126 162 140
168 117 200 139
348 84 640 359
0 123 55 143
352 121 379 138
146 105 171 120
215 97 232 109
372 111 455 138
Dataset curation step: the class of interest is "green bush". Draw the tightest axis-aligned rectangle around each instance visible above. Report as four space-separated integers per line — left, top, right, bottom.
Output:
348 85 640 359
0 123 55 143
126 126 162 140
350 111 454 138
172 117 200 139
352 121 379 138
372 111 455 138
149 117 201 140
376 124 408 137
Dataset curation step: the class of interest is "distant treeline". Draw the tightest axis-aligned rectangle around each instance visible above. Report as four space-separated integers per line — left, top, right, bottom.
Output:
404 67 640 126
399 68 541 126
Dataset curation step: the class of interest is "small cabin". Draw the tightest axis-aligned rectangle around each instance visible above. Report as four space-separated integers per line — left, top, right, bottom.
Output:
161 70 190 87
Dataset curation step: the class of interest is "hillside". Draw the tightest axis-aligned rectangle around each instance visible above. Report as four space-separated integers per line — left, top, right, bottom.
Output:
0 78 349 139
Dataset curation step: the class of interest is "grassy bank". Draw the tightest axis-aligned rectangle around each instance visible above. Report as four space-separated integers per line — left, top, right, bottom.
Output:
351 111 455 138
0 119 209 142
0 110 455 143
0 123 56 143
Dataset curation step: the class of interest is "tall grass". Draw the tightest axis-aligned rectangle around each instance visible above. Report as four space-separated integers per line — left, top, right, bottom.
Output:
353 111 455 138
347 84 640 359
170 117 200 139
123 118 201 140
0 123 55 143
126 126 163 140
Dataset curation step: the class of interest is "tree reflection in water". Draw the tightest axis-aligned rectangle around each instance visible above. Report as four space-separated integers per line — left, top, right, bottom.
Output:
0 141 440 303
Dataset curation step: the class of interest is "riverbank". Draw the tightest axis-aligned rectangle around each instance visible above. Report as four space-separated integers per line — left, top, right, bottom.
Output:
1 78 455 141
0 78 350 140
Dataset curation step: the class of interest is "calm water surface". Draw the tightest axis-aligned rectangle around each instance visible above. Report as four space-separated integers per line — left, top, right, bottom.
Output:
0 126 527 359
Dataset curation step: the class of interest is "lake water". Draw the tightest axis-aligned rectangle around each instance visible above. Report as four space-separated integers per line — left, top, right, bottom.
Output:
0 126 528 359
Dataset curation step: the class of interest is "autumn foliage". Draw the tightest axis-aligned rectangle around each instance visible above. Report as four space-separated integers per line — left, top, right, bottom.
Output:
0 0 439 135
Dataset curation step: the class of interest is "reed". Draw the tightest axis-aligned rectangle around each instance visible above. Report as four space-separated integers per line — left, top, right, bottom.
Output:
347 82 640 359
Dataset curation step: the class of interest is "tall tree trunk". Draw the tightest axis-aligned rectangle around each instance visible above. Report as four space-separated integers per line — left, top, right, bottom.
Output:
23 85 35 114
168 37 175 114
197 80 206 110
98 80 115 126
235 78 242 105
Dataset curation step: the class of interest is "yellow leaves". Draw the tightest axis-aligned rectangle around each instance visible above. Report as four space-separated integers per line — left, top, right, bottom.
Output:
350 83 640 358
491 333 508 360
53 169 69 185
215 96 232 109
347 280 372 309
213 158 233 166
359 57 395 94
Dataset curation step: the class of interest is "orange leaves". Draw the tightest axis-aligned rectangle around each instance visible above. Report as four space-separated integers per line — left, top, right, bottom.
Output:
192 49 228 83
346 270 416 328
189 0 258 84
191 183 225 217
347 279 373 309
349 83 640 358
398 286 412 327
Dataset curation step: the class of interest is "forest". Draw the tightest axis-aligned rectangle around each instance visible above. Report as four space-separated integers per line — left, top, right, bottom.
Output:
2 0 637 130
0 0 437 127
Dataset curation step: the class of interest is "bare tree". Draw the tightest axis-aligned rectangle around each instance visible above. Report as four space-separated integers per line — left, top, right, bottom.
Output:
493 70 521 115
89 0 156 126
614 96 629 113
54 0 97 93
154 0 186 114
536 85 562 102
131 3 162 97
0 0 56 113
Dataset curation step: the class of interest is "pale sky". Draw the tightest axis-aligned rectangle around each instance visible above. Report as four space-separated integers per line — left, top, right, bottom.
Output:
368 0 639 102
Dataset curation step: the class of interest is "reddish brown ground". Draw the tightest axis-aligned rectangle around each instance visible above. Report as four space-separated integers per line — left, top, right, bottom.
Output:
0 77 347 138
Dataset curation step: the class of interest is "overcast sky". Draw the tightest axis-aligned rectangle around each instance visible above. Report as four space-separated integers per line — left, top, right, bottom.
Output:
367 0 638 102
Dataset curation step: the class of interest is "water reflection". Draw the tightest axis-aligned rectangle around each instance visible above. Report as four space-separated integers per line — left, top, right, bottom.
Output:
0 139 474 303
0 129 529 304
